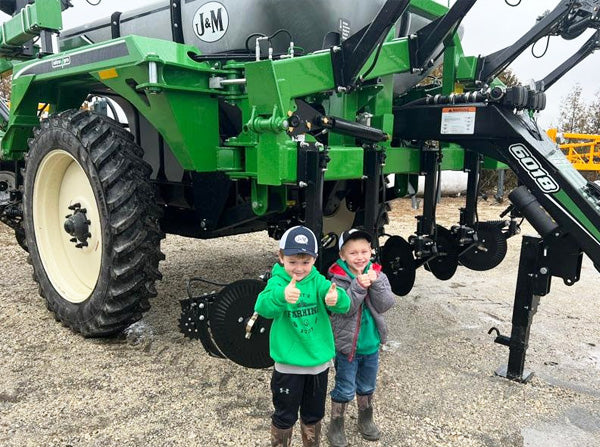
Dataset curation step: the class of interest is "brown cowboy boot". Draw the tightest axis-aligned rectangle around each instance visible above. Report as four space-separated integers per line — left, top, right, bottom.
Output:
271 423 294 447
326 401 348 447
357 394 381 441
300 420 322 446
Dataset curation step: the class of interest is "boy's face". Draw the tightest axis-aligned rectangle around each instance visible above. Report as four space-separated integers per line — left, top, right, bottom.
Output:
340 238 372 276
279 253 316 281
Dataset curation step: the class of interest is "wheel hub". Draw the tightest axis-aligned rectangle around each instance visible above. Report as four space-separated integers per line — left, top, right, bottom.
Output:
63 203 91 248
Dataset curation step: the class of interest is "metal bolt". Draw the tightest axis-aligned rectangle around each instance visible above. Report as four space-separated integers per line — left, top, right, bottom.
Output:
199 303 205 309
539 267 549 275
298 181 308 188
260 328 266 333
199 315 205 321
238 317 244 323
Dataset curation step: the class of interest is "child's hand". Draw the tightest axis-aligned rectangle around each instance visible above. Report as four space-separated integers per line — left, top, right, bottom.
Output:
357 274 372 289
367 267 378 282
325 283 338 306
284 276 301 304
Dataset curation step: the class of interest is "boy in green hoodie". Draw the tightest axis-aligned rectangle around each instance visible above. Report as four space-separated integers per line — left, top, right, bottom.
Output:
255 225 351 447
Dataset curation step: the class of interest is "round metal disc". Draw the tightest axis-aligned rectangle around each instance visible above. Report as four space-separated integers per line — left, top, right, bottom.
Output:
460 221 507 271
209 279 273 369
380 236 416 296
425 226 458 281
0 171 15 204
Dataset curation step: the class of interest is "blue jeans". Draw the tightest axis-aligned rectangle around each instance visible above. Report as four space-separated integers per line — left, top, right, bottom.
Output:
330 350 379 403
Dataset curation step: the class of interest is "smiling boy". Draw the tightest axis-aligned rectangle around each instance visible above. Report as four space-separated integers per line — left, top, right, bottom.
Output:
255 225 351 447
326 229 396 447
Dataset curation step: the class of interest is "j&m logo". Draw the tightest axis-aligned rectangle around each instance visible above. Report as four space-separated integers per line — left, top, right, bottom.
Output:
193 2 229 43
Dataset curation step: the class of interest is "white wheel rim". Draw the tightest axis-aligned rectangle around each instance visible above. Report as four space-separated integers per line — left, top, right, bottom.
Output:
33 149 102 303
323 198 356 237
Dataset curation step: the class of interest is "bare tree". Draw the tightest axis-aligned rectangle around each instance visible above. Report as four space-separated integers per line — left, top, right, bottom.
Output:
586 91 600 134
498 68 519 87
558 84 588 133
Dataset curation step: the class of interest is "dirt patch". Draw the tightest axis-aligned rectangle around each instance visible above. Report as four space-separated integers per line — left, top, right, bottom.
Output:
1 197 599 446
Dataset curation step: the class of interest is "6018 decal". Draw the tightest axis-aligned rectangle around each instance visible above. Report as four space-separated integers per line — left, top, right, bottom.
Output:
509 144 559 193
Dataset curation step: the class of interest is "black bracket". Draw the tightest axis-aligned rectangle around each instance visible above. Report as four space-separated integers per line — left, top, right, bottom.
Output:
297 141 330 271
110 11 122 39
363 145 386 252
409 0 477 71
330 0 410 91
170 0 184 44
179 292 226 359
492 234 582 382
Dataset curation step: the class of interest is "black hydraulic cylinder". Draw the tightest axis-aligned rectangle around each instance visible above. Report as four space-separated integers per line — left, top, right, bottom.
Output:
509 186 559 238
317 116 388 143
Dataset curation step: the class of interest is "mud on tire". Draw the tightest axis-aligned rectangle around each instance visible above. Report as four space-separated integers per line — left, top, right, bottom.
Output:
23 109 164 337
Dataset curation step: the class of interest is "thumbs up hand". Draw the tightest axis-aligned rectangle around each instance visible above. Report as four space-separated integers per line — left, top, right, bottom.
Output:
325 283 338 306
357 274 372 289
285 276 301 304
367 266 378 282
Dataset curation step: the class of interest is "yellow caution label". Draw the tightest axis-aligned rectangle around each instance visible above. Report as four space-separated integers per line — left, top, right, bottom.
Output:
98 68 119 80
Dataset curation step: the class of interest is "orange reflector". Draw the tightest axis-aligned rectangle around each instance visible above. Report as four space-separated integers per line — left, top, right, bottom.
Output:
98 68 118 80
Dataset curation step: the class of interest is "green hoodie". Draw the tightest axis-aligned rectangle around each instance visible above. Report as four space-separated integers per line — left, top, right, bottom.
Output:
255 263 351 367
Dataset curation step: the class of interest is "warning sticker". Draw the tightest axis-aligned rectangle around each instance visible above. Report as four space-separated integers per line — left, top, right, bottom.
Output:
440 107 476 135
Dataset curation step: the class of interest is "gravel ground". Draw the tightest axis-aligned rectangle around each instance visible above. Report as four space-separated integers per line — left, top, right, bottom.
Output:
1 197 599 447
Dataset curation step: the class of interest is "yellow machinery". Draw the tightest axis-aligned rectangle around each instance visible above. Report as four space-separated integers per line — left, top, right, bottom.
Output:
548 128 600 171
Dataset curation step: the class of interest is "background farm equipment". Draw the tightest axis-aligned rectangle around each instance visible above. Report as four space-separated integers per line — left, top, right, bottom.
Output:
0 0 599 381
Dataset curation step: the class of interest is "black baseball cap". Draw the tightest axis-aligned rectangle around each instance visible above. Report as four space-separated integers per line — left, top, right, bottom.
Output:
339 228 372 250
279 226 318 257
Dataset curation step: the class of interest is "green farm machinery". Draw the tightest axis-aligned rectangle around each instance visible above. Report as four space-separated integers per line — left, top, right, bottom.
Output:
1 0 600 379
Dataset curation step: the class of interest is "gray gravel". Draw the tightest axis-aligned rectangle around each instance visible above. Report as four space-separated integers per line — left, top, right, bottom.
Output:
1 198 599 447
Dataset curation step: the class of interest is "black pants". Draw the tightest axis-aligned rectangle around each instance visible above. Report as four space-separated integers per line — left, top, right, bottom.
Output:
270 368 329 429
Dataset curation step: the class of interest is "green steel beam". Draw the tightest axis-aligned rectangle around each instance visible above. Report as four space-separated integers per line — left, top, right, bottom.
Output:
0 0 62 57
409 0 449 19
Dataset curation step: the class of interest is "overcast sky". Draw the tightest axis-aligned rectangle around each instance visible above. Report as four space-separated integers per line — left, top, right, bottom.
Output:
11 0 600 129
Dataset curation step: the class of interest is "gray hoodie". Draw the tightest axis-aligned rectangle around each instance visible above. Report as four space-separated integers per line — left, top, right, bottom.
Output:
327 262 395 359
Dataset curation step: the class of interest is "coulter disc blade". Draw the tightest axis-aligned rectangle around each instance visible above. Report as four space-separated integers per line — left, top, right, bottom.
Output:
209 279 273 369
460 221 508 271
381 235 416 296
425 226 458 281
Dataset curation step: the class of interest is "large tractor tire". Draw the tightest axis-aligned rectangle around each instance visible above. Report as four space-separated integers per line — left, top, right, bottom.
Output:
23 109 164 337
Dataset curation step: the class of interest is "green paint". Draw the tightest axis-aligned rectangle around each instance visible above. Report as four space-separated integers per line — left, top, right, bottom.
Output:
554 190 600 241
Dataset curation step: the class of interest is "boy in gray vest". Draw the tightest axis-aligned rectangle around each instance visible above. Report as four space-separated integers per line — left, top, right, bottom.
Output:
326 229 395 446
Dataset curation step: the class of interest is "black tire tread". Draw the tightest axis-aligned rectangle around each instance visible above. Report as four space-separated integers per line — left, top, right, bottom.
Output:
24 109 164 337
